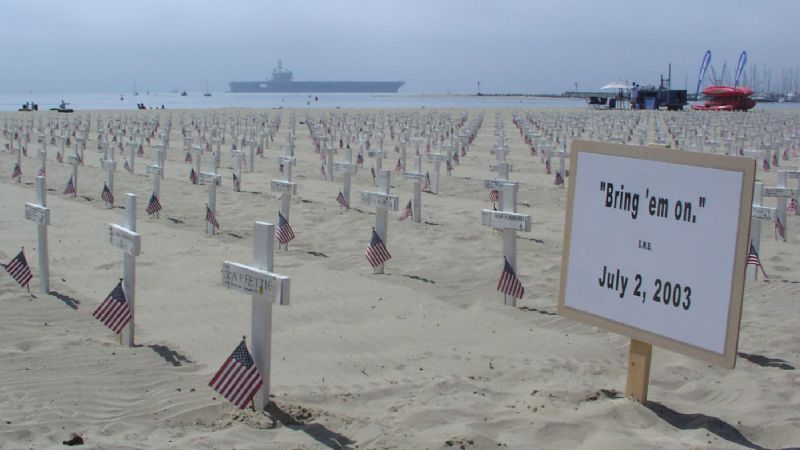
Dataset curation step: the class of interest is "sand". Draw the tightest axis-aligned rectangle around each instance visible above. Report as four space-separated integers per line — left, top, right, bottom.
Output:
1 108 799 449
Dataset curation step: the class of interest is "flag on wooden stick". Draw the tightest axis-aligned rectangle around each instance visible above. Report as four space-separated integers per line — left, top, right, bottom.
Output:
554 171 565 186
208 338 264 410
38 167 46 177
232 173 241 191
336 191 350 209
101 183 115 205
57 152 63 163
365 228 391 268
137 144 144 157
206 204 220 229
787 198 797 215
123 159 132 173
145 193 162 216
399 200 412 220
92 281 132 334
762 158 770 171
775 216 785 240
497 258 525 299
185 152 193 163
63 176 76 196
2 250 33 288
747 242 767 278
422 172 431 192
545 158 552 174
190 167 198 184
11 163 22 179
276 212 295 245
489 189 499 203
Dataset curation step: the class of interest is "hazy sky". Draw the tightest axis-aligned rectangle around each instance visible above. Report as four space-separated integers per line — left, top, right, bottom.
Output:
1 0 798 94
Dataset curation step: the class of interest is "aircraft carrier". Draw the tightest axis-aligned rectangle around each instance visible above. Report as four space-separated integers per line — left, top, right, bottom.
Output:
229 61 405 93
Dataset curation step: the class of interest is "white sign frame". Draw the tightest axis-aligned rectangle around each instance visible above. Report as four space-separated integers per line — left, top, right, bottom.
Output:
558 140 755 369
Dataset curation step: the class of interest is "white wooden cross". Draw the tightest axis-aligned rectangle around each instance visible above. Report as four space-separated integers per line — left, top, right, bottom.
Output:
480 182 531 306
750 182 775 280
246 138 256 171
762 172 798 242
146 164 162 218
232 150 244 192
221 221 290 410
335 145 358 208
360 169 399 273
24 176 51 294
271 151 297 250
550 148 569 181
108 193 141 346
368 142 387 172
191 145 204 179
67 155 80 194
402 155 425 223
426 150 445 194
198 171 222 235
126 140 137 174
101 157 116 209
323 140 337 181
154 144 166 180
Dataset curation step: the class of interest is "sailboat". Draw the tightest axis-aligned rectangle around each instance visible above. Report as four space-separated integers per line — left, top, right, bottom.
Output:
204 80 212 97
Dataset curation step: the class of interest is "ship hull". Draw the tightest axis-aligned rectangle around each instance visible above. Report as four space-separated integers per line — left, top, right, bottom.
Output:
229 80 404 93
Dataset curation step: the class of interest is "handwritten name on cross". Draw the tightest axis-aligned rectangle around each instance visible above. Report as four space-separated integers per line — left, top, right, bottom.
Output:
221 221 290 410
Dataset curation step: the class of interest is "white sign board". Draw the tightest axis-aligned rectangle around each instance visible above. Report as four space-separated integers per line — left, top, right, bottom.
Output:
558 140 755 368
25 203 50 225
762 187 799 198
361 192 400 210
403 172 425 181
221 261 290 298
146 164 161 176
751 205 776 220
481 209 531 231
270 179 298 195
108 223 141 256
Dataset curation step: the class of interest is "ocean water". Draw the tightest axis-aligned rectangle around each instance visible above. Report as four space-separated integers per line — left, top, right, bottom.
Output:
2 91 798 112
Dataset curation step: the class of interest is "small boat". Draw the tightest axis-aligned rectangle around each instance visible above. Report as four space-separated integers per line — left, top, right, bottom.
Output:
180 90 188 96
204 81 212 97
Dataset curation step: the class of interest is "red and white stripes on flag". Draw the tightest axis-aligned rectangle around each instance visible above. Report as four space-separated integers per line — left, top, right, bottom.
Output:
101 183 115 205
63 176 76 196
497 258 525 299
38 167 46 177
57 152 63 163
775 216 785 240
365 228 391 268
489 189 499 202
276 212 295 245
554 171 565 186
747 242 767 278
185 152 193 163
11 163 22 179
394 158 402 172
422 172 431 192
92 281 132 334
399 200 412 220
208 339 264 409
232 173 241 191
336 191 350 209
190 167 198 184
145 193 162 216
206 204 220 229
788 198 798 215
3 250 33 288
137 144 144 157
545 158 552 174
124 159 132 173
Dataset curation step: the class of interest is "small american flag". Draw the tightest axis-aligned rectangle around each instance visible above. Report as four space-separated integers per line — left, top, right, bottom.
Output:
57 152 63 163
763 158 770 171
787 198 797 215
371 167 376 181
530 145 537 156
747 242 767 278
63 176 76 196
453 151 459 164
775 216 785 240
461 146 466 157
497 258 525 299
208 338 264 409
232 173 241 191
365 228 391 269
145 193 162 216
190 167 198 184
3 250 33 288
206 204 220 229
772 153 778 167
276 212 295 245
356 153 364 167
545 158 552 174
137 144 144 157
38 167 46 177
101 183 115 205
185 152 193 163
446 159 453 173
422 172 431 192
320 164 326 177
92 281 132 334
279 162 284 174
256 145 263 156
123 159 132 172
783 150 790 161
394 158 402 172
399 200 412 220
336 191 350 209
554 171 565 186
489 189 499 202
22 145 27 157
11 163 22 179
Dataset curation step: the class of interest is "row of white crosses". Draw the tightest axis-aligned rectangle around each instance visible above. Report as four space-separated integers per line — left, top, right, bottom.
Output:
272 133 298 250
482 121 531 307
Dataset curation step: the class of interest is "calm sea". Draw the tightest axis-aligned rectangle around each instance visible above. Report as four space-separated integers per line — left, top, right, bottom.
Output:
2 92 798 112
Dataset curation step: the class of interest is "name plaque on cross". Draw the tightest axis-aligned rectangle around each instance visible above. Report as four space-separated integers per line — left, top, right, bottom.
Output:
403 172 425 181
762 187 799 198
481 209 532 231
25 203 50 225
108 223 141 256
489 162 513 172
198 172 222 186
101 160 117 171
751 205 776 220
427 153 445 162
270 179 298 195
361 191 400 210
221 261 289 298
485 180 519 190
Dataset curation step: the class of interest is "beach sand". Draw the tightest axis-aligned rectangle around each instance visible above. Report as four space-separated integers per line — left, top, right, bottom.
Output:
1 108 799 449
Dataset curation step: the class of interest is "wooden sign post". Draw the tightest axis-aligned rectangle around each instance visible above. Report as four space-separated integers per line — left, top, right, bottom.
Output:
108 194 141 347
360 169 399 274
25 176 51 294
480 182 530 306
558 140 755 404
335 145 358 207
221 221 290 410
402 155 425 223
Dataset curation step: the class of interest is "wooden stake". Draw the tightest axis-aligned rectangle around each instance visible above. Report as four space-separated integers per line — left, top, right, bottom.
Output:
625 339 652 404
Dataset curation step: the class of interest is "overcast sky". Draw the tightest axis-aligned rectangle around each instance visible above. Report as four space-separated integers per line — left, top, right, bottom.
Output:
1 0 798 94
